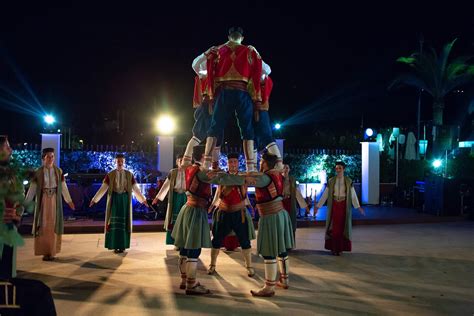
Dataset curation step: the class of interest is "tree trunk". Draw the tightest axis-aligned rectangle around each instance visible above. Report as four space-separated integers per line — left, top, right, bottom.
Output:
433 99 444 126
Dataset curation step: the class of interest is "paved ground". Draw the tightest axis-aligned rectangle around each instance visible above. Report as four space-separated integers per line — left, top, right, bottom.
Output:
16 222 474 316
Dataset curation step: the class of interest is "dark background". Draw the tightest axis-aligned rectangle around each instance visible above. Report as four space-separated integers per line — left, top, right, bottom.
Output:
1 2 473 147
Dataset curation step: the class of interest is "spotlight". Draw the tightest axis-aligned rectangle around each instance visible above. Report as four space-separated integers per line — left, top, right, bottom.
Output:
23 180 29 185
274 123 281 130
432 159 442 168
44 114 55 125
364 128 376 141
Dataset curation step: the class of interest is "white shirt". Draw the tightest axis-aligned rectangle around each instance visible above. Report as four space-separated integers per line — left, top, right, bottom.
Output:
92 169 147 204
316 177 360 209
25 167 73 203
154 168 186 201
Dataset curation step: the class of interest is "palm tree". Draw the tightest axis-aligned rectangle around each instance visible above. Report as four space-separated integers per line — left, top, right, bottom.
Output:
390 39 474 126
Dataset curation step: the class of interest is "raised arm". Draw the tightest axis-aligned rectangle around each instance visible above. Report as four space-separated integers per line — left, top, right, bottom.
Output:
192 53 207 76
197 171 246 186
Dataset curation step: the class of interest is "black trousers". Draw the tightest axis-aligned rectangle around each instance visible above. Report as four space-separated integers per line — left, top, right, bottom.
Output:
212 210 251 249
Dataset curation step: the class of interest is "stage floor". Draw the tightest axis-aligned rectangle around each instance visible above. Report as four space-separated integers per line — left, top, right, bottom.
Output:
18 205 465 234
16 222 474 315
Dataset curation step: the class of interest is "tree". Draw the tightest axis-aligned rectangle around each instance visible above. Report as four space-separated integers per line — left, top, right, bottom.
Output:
390 39 474 126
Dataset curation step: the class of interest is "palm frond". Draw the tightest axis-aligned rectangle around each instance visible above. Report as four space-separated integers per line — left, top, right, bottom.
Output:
389 74 432 95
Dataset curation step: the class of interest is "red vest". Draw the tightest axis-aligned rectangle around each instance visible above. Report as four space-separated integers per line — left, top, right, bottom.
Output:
193 76 209 108
220 186 247 205
185 165 211 199
255 171 284 203
259 76 273 111
206 42 262 101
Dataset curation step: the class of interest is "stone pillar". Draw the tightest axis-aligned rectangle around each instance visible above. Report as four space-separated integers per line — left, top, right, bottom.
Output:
361 141 380 204
157 135 174 177
41 133 61 167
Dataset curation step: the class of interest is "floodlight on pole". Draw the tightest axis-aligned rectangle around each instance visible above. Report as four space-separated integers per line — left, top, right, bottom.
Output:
155 115 176 135
44 114 56 125
274 123 281 130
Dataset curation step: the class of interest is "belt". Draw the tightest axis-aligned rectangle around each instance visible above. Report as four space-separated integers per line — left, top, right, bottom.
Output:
216 80 248 91
256 200 284 217
186 195 209 208
333 196 346 202
42 188 57 197
218 200 245 212
217 201 247 223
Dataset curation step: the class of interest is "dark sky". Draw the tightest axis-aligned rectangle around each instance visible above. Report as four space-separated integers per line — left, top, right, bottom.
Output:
0 2 473 146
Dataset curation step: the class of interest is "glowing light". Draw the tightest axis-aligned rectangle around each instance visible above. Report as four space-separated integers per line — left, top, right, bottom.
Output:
44 114 55 125
155 115 176 135
432 159 442 168
274 123 281 130
23 180 29 185
57 129 61 133
79 139 83 143
365 128 374 137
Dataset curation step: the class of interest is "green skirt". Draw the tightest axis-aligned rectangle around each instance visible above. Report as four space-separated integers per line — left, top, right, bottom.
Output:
171 204 211 249
166 191 187 245
257 209 295 257
105 192 130 250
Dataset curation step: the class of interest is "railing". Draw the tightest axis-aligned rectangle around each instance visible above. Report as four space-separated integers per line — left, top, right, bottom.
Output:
12 144 360 155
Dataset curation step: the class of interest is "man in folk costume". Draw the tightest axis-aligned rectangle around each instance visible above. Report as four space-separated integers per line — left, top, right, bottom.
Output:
152 154 187 246
89 153 149 254
171 145 253 295
25 148 75 261
282 164 309 241
207 153 256 277
183 63 223 170
0 135 25 277
196 26 263 172
251 74 284 170
248 152 295 297
0 136 57 315
314 161 365 256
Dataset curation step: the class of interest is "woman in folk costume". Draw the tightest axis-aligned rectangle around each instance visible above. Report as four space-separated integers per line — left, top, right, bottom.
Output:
314 161 365 256
152 154 187 246
171 145 254 295
90 153 149 253
25 148 75 261
248 153 295 297
282 164 309 241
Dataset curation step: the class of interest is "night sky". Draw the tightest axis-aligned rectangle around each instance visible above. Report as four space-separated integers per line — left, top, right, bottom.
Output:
1 2 473 147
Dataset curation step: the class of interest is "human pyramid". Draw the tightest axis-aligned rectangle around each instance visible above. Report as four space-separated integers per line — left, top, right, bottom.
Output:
155 26 294 297
0 27 364 307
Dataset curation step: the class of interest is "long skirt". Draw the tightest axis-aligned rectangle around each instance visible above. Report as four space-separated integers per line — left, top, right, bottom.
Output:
165 191 187 245
325 200 352 253
105 192 130 250
171 204 211 249
34 194 61 256
257 209 295 257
